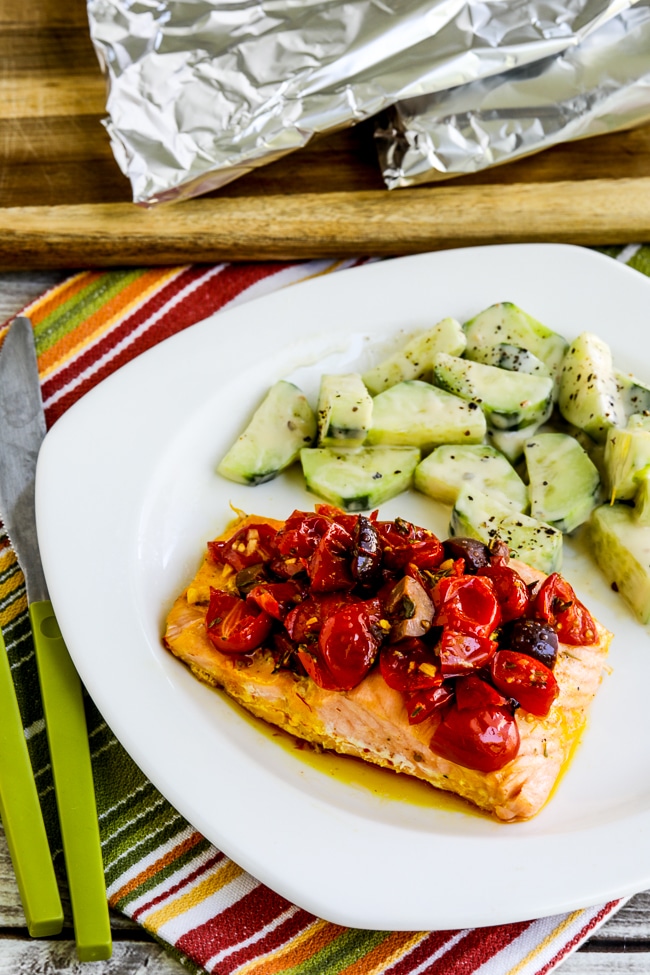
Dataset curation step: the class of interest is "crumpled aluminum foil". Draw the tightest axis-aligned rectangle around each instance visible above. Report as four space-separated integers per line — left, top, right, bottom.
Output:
377 0 650 187
87 0 637 205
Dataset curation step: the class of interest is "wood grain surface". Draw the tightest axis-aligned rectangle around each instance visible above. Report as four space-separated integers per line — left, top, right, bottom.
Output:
1 0 650 268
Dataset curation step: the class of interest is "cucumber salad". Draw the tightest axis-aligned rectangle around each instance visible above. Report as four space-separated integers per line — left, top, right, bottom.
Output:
218 302 650 625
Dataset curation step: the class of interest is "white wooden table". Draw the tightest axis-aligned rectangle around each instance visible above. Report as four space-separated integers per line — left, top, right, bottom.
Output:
1 270 648 975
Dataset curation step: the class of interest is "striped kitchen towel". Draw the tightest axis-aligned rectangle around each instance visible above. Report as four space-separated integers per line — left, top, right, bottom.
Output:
1 246 646 975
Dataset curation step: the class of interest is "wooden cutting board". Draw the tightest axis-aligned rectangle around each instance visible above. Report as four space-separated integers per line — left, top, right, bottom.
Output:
2 0 650 269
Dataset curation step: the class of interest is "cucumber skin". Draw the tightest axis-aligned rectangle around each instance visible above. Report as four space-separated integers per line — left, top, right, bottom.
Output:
524 433 601 534
450 489 562 575
462 302 568 386
414 444 528 511
589 504 650 623
362 317 466 395
317 373 373 448
634 468 650 526
558 332 623 444
218 380 316 485
367 380 486 451
300 446 420 512
604 426 650 502
432 352 553 431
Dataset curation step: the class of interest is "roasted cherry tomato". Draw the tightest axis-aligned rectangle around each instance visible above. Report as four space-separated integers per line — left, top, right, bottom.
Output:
430 702 520 772
246 581 304 621
295 648 341 690
476 564 530 622
208 522 278 572
404 684 453 725
454 674 509 711
314 504 360 536
205 588 273 653
318 601 382 690
531 573 598 645
308 522 355 592
271 630 298 669
374 519 444 572
490 649 558 717
268 556 308 579
433 575 502 639
275 511 329 559
284 592 359 643
379 638 441 693
437 628 496 678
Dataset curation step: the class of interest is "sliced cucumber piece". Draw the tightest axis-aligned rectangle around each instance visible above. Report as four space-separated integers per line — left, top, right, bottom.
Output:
463 302 568 389
590 503 650 623
414 444 528 511
567 427 607 482
634 466 650 526
627 412 650 432
317 373 373 448
486 421 543 464
300 446 420 512
558 332 624 443
218 380 316 485
450 488 562 574
465 342 550 379
432 352 553 431
367 380 485 452
523 432 600 534
603 425 650 501
362 317 466 395
615 369 650 420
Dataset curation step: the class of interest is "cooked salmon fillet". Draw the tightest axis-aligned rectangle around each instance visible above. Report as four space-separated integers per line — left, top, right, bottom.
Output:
163 515 611 821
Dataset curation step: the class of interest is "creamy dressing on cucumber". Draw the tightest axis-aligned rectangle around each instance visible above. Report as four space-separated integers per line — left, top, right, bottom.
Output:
216 301 650 623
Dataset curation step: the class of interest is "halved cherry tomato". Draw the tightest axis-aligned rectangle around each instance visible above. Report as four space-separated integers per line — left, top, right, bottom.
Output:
205 588 273 653
374 519 444 572
430 702 520 772
308 522 355 592
433 575 501 638
284 592 359 643
490 650 558 717
271 630 298 669
404 684 453 724
268 556 308 579
295 647 342 690
208 522 279 572
437 628 496 677
318 601 382 690
246 581 304 621
314 504 360 536
531 573 598 645
379 638 441 693
275 511 329 559
296 644 345 691
454 674 509 711
476 564 529 623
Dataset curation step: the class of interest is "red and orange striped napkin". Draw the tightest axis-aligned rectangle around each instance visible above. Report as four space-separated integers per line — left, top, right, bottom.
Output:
3 249 647 975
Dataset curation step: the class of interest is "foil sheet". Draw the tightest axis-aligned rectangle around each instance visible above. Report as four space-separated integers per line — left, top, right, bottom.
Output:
377 0 650 187
87 0 636 205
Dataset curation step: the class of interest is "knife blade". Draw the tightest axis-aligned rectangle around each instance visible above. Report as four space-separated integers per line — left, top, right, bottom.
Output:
0 316 112 961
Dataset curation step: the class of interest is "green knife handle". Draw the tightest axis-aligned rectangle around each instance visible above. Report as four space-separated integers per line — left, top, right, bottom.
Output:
30 600 112 961
0 627 63 936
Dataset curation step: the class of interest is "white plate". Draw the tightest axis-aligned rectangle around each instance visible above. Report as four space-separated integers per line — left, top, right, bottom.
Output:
37 244 650 931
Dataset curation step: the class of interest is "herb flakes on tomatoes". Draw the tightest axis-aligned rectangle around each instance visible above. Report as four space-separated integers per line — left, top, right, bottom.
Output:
204 507 593 774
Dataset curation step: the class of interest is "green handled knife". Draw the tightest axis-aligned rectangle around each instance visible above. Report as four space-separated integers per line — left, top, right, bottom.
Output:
0 316 111 960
